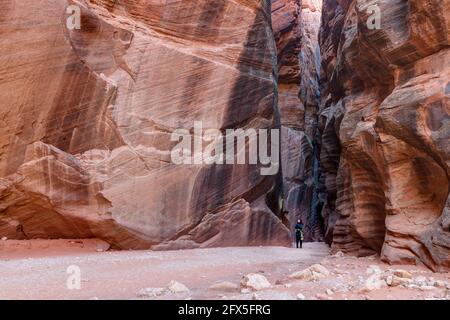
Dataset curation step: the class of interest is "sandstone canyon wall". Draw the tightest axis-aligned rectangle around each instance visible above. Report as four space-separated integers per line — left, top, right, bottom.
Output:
318 0 450 271
272 0 323 241
0 0 291 249
1 0 448 272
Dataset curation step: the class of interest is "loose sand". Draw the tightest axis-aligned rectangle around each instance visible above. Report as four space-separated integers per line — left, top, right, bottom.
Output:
0 239 448 300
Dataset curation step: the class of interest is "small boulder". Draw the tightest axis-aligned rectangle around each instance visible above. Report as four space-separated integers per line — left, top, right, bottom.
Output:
296 293 306 300
310 264 331 276
137 287 166 298
332 251 345 258
393 269 412 279
386 275 412 287
240 273 271 291
289 269 315 281
360 274 386 292
167 280 190 294
289 264 330 281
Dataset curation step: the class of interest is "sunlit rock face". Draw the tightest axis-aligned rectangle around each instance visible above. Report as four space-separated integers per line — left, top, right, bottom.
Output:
319 0 450 271
272 0 323 241
0 0 291 249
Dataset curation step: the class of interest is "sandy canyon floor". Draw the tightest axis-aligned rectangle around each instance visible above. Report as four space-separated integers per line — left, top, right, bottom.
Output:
0 240 449 300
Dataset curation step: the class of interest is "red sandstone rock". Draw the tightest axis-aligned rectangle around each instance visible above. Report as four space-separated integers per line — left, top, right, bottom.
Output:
0 0 290 249
319 0 450 271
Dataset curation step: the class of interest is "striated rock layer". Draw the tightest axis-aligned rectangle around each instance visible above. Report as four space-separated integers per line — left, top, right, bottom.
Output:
272 0 323 241
319 0 450 271
0 0 291 249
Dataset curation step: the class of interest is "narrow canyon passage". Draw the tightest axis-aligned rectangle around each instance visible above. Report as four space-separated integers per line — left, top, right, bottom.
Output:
273 0 325 242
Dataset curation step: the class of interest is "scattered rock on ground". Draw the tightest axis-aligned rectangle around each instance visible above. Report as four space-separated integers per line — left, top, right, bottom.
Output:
366 265 382 275
386 275 412 287
332 251 345 258
393 270 412 279
240 273 271 291
289 264 330 281
297 293 306 300
360 274 386 292
167 280 190 294
137 287 166 298
209 281 238 291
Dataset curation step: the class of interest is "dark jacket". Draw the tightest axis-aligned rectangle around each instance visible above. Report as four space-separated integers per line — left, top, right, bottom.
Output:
295 223 304 239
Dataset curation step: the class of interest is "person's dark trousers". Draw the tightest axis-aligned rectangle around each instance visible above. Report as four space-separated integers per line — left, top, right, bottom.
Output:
296 237 302 248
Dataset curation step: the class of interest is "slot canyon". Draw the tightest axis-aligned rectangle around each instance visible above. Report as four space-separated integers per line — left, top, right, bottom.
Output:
0 0 449 300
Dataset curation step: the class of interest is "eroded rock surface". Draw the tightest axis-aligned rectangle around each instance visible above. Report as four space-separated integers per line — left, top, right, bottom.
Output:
318 0 450 271
0 0 290 248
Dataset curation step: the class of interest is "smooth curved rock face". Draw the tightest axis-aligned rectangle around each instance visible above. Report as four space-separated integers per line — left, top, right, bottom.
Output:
272 0 323 240
0 0 291 249
319 0 450 270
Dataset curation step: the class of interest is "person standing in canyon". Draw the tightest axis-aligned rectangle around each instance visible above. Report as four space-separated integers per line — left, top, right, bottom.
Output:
294 220 304 249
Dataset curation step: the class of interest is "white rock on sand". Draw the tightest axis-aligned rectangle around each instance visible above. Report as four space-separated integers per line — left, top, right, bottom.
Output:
332 251 345 258
137 287 166 298
167 280 190 294
296 293 306 300
240 273 271 291
360 274 386 292
289 264 330 281
393 269 412 279
385 275 412 287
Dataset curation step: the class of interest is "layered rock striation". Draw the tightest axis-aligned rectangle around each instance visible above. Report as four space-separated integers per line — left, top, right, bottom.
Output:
318 0 449 271
0 0 291 249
